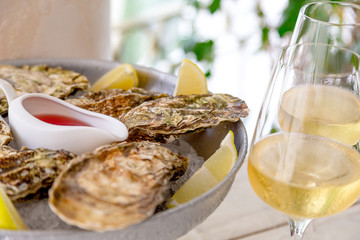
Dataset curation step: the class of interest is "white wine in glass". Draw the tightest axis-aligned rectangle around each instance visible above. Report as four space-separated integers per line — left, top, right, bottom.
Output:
248 133 360 218
278 84 360 145
248 43 360 239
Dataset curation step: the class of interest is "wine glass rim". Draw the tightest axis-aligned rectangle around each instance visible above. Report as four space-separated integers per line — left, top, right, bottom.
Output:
300 1 360 27
281 43 360 75
282 42 360 60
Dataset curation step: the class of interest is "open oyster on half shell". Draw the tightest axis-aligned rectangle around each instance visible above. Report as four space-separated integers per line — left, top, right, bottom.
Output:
0 64 89 114
122 93 249 142
49 141 188 232
0 145 76 201
0 116 76 201
66 88 168 120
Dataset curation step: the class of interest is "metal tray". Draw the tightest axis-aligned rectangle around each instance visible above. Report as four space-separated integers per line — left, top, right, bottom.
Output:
0 59 248 240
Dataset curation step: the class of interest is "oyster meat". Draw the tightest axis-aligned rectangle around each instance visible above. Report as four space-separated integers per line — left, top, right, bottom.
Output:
0 65 89 114
66 88 168 120
122 93 249 142
0 146 76 201
49 141 188 231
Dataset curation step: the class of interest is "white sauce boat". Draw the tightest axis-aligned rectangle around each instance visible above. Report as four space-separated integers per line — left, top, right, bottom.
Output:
0 79 128 154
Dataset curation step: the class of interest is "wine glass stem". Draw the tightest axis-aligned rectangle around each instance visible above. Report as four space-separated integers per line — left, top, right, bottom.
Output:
289 218 312 239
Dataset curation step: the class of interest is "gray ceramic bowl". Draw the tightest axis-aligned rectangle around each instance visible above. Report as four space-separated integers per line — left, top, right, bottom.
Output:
0 59 248 240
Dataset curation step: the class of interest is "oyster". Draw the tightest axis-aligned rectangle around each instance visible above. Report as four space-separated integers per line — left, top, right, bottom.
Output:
122 93 249 142
0 146 76 201
0 116 12 145
0 65 89 114
66 88 168 120
49 141 188 231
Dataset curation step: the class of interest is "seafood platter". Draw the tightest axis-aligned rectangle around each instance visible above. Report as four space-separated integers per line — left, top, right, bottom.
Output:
0 59 248 240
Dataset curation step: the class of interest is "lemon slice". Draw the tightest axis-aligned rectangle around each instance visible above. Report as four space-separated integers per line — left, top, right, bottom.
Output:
167 131 237 208
90 63 139 91
173 59 208 96
0 187 27 230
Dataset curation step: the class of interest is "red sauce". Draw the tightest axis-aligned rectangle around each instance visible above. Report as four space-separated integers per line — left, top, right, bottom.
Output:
35 114 91 127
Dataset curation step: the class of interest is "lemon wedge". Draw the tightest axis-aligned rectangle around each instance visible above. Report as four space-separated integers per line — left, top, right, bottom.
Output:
173 59 208 96
167 131 237 208
0 187 27 230
90 63 139 91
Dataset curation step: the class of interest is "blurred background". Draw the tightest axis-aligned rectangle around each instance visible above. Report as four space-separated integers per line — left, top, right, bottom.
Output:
110 0 360 139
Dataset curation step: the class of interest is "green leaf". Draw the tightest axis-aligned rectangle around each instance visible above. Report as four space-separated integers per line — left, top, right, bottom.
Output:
188 0 201 10
261 27 270 49
270 127 278 134
205 70 211 78
277 0 308 37
193 40 214 62
208 0 221 14
255 2 264 17
351 53 359 71
181 39 214 62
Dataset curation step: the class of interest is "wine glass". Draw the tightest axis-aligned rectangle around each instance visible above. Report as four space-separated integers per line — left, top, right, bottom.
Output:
291 1 360 53
248 42 360 239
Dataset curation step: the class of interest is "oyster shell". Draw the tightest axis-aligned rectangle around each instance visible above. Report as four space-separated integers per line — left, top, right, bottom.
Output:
0 116 12 145
49 141 188 231
122 93 249 142
0 146 76 201
66 88 168 120
0 65 89 114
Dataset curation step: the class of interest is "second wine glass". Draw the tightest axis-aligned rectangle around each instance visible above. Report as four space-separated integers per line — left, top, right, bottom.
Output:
291 1 360 53
248 42 360 239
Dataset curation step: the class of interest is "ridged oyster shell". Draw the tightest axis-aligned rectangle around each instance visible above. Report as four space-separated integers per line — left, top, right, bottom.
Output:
122 93 249 142
66 88 168 120
0 64 89 114
0 146 76 201
49 141 188 231
0 116 12 145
